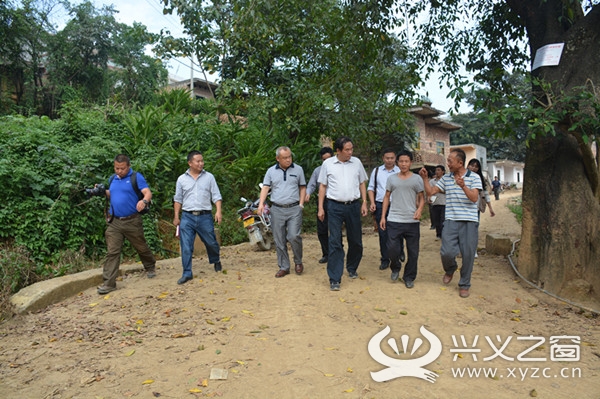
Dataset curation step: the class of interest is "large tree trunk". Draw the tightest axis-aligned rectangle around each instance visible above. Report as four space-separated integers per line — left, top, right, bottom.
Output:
510 1 600 302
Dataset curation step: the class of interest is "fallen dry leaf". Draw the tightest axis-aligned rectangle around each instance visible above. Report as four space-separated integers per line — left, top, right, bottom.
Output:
142 379 154 385
171 333 190 338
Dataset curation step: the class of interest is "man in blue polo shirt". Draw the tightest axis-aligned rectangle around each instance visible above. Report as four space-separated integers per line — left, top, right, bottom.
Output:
419 148 482 298
173 150 223 285
258 146 306 278
98 154 156 295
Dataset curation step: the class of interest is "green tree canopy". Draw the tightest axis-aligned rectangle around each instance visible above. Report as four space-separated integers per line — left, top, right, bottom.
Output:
1 0 169 116
397 0 600 302
159 0 420 152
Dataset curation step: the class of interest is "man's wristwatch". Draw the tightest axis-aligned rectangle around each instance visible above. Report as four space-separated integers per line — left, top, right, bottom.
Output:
142 199 149 205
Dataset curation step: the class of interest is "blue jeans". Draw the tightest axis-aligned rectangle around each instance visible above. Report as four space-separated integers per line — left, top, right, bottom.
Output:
327 200 363 283
180 212 220 278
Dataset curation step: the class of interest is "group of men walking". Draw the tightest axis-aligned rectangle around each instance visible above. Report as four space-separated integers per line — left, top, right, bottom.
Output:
97 142 483 299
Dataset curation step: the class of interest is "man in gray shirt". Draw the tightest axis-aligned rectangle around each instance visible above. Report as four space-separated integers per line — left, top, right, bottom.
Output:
173 151 223 285
380 150 425 289
258 146 306 278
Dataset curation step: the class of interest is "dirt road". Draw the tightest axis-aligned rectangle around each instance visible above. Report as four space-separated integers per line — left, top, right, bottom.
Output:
1 191 598 399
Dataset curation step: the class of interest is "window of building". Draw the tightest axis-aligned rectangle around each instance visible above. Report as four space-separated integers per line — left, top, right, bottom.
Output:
436 141 444 155
414 132 421 150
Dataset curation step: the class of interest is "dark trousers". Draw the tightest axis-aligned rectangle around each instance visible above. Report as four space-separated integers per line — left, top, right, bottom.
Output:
374 201 392 263
431 205 446 238
103 214 155 288
387 221 420 282
317 198 328 257
493 188 500 200
327 200 363 284
428 204 434 227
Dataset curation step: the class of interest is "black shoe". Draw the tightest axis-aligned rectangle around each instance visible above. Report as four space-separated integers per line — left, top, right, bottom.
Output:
430 226 435 230
177 276 193 285
405 280 414 289
399 252 406 263
318 256 328 264
330 282 340 291
391 271 399 281
214 262 222 272
97 285 116 295
146 270 156 279
348 271 358 279
379 260 390 270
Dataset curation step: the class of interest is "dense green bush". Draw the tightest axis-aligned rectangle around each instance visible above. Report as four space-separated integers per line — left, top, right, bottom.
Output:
0 91 325 303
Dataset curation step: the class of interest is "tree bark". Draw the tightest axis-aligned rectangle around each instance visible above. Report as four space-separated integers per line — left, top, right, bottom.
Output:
510 1 600 302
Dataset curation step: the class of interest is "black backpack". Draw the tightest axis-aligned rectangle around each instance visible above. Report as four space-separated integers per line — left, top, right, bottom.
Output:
108 171 150 215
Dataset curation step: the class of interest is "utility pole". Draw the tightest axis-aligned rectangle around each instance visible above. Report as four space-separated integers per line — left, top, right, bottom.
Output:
190 57 194 99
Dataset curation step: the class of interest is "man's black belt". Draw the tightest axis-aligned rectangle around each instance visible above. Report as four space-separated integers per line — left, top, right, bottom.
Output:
114 213 138 221
184 210 212 215
272 201 300 208
329 198 359 205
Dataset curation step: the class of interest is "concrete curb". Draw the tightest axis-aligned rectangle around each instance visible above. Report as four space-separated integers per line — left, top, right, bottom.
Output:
10 264 144 315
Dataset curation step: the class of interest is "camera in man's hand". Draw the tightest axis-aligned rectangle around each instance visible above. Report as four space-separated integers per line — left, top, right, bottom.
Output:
85 184 107 197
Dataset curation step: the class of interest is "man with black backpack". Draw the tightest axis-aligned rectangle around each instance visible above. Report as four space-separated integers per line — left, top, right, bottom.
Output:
97 154 156 294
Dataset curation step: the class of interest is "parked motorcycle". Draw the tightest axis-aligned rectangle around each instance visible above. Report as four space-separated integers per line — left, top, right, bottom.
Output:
237 196 273 251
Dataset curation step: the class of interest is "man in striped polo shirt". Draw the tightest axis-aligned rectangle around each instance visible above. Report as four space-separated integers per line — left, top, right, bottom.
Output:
419 148 482 298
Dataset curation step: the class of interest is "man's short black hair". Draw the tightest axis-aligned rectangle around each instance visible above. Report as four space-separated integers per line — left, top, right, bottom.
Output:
114 154 130 164
451 148 466 165
396 149 413 161
382 148 396 156
187 150 202 162
319 146 334 157
334 136 353 152
435 164 446 173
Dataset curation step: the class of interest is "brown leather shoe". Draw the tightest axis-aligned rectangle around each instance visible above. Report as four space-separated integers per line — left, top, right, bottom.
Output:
459 288 470 298
443 273 454 285
275 269 290 278
295 263 304 275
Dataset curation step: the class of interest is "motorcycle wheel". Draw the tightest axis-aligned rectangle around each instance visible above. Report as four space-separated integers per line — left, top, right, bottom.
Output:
257 231 273 251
